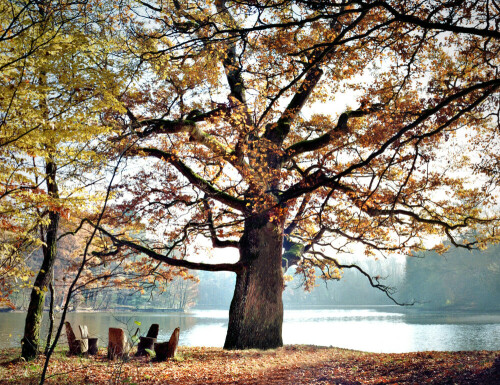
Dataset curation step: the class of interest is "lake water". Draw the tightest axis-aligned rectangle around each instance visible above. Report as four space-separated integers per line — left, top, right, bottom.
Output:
1 307 499 353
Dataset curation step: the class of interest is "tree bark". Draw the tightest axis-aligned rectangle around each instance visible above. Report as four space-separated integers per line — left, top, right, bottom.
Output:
224 211 284 350
44 278 55 355
21 158 60 361
21 210 59 360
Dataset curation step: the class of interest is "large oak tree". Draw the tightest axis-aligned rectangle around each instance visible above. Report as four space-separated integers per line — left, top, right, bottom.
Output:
100 0 499 349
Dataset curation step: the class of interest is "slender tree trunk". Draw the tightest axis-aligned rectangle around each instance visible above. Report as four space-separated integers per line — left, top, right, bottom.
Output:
22 158 60 361
44 278 55 355
224 211 285 350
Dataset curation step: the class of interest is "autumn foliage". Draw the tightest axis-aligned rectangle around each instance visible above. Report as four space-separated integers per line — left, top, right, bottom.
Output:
1 0 499 361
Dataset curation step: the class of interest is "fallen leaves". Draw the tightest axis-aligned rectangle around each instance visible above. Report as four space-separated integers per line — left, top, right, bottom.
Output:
0 345 499 385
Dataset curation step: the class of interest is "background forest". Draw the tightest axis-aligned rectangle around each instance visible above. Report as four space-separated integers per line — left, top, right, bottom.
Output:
5 242 499 311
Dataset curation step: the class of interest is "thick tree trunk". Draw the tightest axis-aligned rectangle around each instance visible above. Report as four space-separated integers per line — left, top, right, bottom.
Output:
224 212 284 350
21 158 59 361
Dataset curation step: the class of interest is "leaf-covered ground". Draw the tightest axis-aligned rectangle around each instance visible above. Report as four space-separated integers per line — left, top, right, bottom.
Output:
0 346 499 384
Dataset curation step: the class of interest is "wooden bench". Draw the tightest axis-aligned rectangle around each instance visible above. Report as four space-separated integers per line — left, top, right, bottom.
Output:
64 322 99 356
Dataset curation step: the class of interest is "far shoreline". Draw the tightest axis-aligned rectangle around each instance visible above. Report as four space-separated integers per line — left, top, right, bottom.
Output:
3 304 500 313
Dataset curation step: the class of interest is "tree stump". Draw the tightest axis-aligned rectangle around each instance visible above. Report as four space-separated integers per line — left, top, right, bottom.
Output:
88 337 99 355
135 337 156 357
154 327 180 362
64 322 83 355
108 327 128 360
146 323 159 339
167 327 180 359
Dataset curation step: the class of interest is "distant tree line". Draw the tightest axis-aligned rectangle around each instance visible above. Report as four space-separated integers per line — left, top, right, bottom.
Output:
5 243 499 312
398 244 500 310
7 237 199 312
8 273 198 312
195 247 500 311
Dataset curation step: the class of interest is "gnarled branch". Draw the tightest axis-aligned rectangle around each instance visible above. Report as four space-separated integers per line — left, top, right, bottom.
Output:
308 251 413 306
95 224 244 273
203 199 240 248
132 146 246 211
283 107 381 162
279 79 500 203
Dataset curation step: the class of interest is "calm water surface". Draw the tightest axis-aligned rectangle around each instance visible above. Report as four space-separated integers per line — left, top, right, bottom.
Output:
1 308 499 353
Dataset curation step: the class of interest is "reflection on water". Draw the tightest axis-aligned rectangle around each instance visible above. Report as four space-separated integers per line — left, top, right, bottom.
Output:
1 308 499 353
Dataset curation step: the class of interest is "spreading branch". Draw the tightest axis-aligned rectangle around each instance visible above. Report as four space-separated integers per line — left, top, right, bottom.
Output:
131 146 246 211
264 66 324 145
280 79 500 203
308 251 413 306
283 108 381 162
94 224 244 273
203 199 240 248
374 0 500 40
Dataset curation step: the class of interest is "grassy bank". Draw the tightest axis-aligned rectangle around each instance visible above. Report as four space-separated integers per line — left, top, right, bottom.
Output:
0 346 499 384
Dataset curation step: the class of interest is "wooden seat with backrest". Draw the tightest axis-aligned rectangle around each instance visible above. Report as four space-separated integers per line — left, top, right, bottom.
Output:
136 323 160 357
154 327 180 361
78 324 99 355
